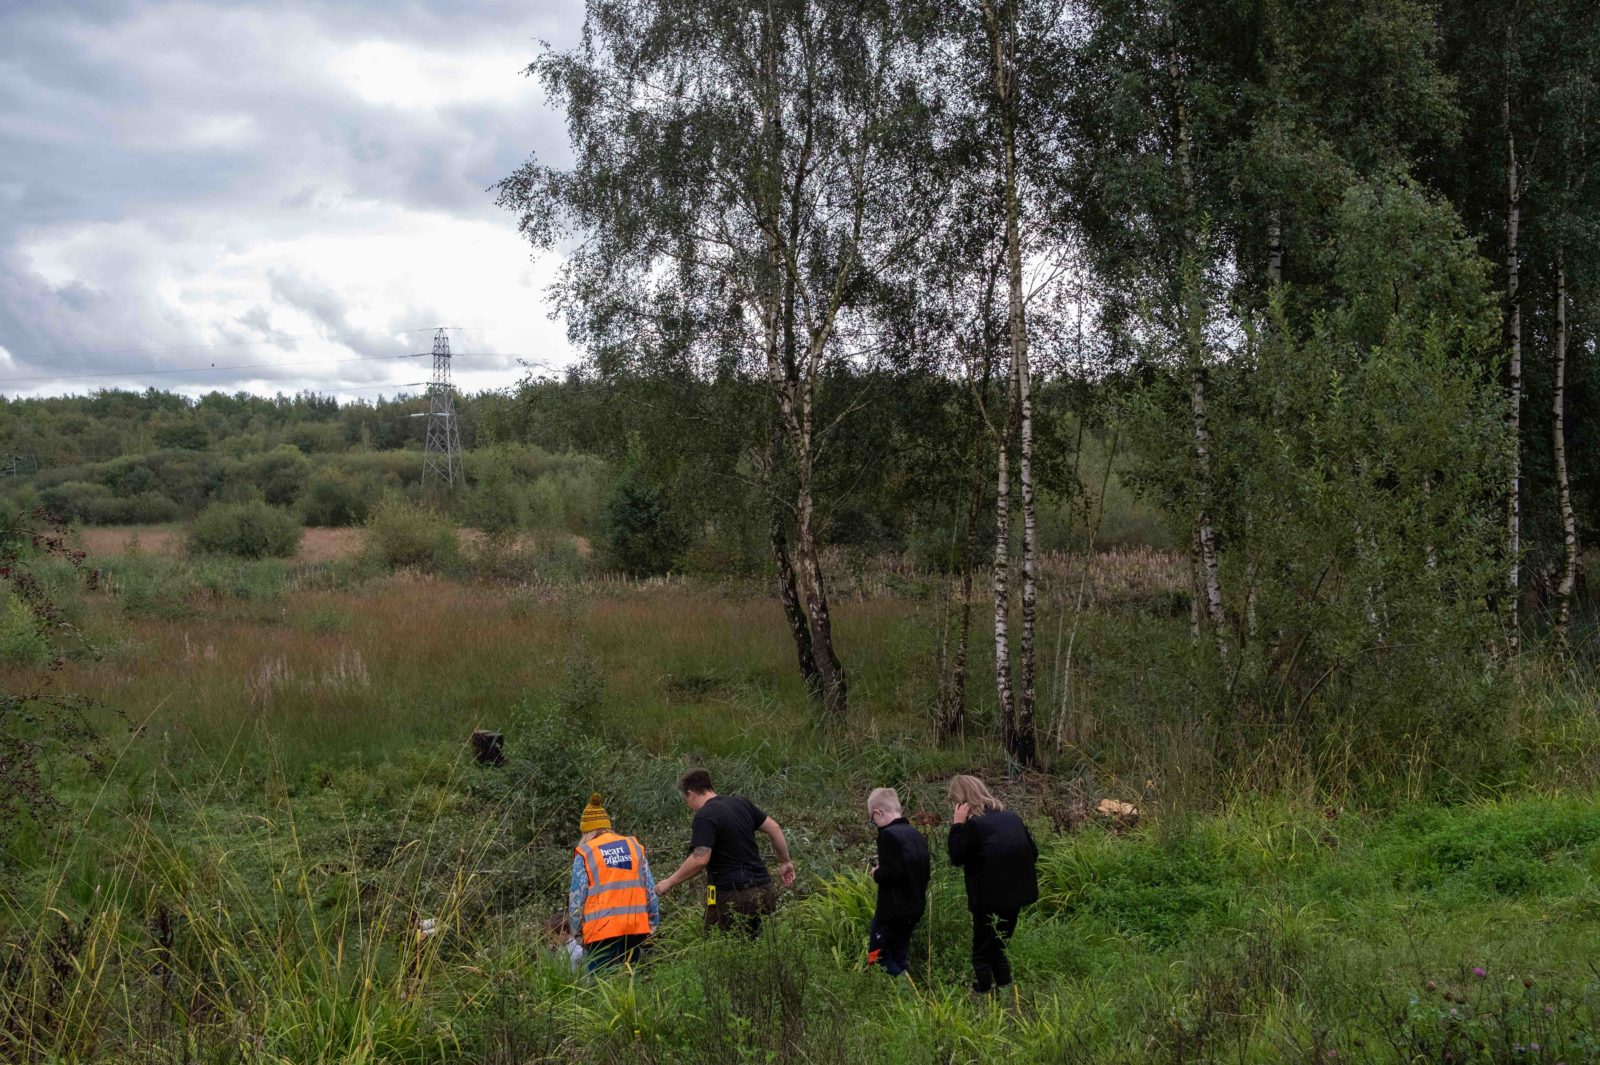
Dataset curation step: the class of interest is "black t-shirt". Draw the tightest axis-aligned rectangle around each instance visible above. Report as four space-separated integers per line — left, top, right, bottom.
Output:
689 794 772 889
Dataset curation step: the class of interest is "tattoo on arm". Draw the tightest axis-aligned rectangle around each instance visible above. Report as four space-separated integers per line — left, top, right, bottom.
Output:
692 846 712 861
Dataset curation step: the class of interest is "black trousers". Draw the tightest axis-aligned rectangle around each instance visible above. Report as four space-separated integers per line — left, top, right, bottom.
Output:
704 881 779 938
585 932 650 974
970 909 1020 992
868 913 919 976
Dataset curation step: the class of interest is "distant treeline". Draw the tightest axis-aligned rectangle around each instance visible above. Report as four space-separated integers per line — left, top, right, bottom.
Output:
495 368 1169 570
0 377 1173 567
0 388 525 467
0 435 606 537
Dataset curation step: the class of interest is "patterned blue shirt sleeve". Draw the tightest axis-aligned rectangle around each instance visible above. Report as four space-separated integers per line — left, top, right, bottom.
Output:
641 853 659 931
567 853 587 934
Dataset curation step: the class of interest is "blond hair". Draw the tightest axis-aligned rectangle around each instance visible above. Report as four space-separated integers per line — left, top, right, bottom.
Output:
867 787 902 816
946 774 1004 814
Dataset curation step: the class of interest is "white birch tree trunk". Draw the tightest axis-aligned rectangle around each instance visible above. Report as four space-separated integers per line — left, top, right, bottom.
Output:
993 2 1039 766
1167 13 1228 662
979 0 1034 761
792 430 848 716
756 11 847 717
992 383 1016 748
1554 255 1578 638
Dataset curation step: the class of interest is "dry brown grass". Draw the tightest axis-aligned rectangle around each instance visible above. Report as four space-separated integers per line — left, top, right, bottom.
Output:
70 523 362 561
73 524 188 557
42 573 919 766
827 545 1187 606
70 524 591 563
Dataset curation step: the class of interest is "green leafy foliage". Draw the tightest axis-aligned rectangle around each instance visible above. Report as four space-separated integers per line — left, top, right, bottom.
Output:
187 500 303 559
239 444 313 507
603 467 685 577
301 467 382 527
0 592 49 666
361 498 461 572
462 444 530 535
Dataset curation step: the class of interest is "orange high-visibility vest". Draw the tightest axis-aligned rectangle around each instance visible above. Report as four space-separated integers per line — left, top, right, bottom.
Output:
576 831 653 944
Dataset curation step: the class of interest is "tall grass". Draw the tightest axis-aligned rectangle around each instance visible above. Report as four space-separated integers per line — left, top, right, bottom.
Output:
9 553 1600 1060
10 767 1600 1062
1 746 497 1063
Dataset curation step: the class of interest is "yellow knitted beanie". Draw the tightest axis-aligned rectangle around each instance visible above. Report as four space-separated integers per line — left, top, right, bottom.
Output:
579 792 611 833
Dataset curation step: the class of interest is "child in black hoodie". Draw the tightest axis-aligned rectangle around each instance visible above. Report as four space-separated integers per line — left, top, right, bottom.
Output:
866 787 931 978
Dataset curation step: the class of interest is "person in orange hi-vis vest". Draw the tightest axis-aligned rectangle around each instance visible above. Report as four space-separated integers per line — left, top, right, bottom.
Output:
568 793 659 974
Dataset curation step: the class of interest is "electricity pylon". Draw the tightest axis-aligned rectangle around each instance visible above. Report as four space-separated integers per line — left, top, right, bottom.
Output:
421 328 463 490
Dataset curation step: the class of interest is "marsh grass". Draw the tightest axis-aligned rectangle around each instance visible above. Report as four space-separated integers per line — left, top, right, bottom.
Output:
8 732 1600 1062
8 550 1600 1060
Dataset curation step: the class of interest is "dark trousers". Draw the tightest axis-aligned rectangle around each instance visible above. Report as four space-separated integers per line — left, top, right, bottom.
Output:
868 913 919 976
585 932 650 974
970 909 1020 992
704 881 778 938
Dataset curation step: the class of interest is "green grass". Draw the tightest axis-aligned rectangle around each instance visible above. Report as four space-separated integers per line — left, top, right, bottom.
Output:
13 751 1600 1062
8 559 1600 1061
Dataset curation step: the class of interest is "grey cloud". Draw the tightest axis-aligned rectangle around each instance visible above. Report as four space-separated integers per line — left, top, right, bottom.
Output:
266 270 356 340
0 0 582 395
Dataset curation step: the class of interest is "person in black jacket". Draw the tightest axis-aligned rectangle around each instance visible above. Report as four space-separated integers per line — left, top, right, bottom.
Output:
865 787 930 977
946 774 1038 993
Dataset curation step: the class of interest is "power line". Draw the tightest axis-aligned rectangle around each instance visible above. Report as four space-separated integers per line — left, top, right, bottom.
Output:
0 352 537 386
331 382 429 392
0 325 502 363
0 328 439 363
0 352 427 384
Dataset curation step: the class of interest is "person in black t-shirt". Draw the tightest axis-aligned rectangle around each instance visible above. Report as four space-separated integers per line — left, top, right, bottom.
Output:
866 786 930 978
655 768 797 936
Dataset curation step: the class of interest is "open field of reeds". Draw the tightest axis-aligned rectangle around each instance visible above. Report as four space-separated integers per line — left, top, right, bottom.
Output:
6 540 1600 1063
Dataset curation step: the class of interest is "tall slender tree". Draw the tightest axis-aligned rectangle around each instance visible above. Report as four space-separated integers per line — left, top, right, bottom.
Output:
1503 22 1525 651
979 0 1042 764
499 0 937 718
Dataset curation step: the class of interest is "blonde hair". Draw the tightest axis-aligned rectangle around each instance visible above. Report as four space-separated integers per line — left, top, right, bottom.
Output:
867 787 902 816
946 774 1004 814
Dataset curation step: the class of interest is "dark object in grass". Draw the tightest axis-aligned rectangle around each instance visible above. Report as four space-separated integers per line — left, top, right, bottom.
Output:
471 729 505 766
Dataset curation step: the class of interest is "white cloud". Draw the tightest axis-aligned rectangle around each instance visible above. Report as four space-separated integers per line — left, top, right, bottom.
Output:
0 0 581 400
11 206 567 399
341 40 533 111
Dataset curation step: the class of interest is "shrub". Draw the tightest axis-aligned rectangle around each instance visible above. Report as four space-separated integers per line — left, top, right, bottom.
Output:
603 466 685 576
524 477 564 531
467 533 589 584
301 469 379 527
187 501 303 559
80 492 182 525
241 445 313 507
37 471 181 525
286 422 344 454
331 451 421 490
105 450 221 510
37 481 112 524
362 499 460 572
462 446 529 535
0 593 50 666
547 462 607 534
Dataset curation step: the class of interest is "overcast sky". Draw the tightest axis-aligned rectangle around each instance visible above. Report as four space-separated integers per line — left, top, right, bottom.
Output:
0 0 583 401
